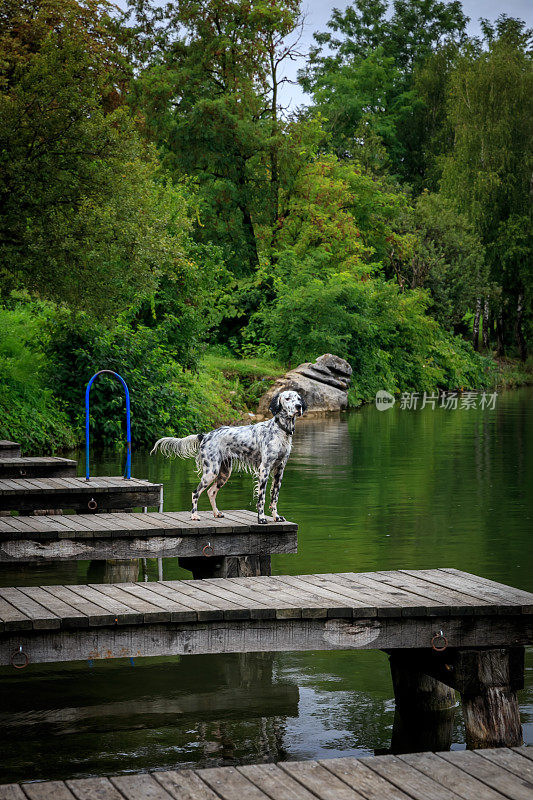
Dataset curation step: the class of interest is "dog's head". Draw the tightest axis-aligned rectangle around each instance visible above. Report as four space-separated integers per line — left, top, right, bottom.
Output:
269 390 307 418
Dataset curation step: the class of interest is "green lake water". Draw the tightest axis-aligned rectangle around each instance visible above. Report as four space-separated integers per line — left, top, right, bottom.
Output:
1 387 532 782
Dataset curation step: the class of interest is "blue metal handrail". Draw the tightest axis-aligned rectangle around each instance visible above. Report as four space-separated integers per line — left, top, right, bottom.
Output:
85 370 131 481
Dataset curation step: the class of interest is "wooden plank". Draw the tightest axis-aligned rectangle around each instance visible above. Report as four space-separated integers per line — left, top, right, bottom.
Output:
184 578 277 620
278 574 380 617
152 770 221 800
341 573 447 616
511 747 533 762
375 571 497 615
87 583 171 623
43 585 116 626
0 786 26 800
398 752 508 800
110 774 174 800
139 581 225 622
0 587 60 629
65 777 123 800
361 754 465 800
193 766 272 800
114 583 197 623
319 758 414 800
0 597 32 631
437 750 533 800
225 574 329 618
237 763 319 800
265 575 353 617
161 580 251 621
17 586 88 629
65 584 143 625
21 782 77 799
280 760 367 799
473 748 533 782
404 570 533 612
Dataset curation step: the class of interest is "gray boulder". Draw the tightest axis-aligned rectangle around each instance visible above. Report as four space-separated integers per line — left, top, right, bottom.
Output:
257 354 352 417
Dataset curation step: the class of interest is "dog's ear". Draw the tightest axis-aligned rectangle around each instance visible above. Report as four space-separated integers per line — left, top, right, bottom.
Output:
269 393 281 416
300 396 308 413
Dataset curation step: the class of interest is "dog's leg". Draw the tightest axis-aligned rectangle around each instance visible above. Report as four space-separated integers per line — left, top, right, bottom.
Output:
191 470 217 520
207 460 232 518
269 464 286 522
256 465 270 524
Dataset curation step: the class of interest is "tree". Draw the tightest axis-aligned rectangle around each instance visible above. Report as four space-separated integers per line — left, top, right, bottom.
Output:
0 0 194 318
300 0 468 185
440 16 533 357
129 0 302 277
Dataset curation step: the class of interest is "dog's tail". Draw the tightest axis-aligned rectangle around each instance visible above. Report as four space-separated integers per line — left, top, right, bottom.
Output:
150 434 203 459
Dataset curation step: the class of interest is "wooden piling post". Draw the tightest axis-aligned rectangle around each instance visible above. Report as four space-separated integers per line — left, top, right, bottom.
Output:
179 554 272 579
389 650 457 753
454 648 524 749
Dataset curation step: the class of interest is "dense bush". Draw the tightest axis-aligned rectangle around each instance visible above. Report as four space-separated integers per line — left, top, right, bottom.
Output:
264 274 490 400
0 303 75 452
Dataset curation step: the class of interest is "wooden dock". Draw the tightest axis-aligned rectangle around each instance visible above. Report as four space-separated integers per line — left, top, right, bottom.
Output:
1 748 531 799
0 509 297 563
0 476 162 513
1 568 531 748
0 440 20 459
0 456 77 479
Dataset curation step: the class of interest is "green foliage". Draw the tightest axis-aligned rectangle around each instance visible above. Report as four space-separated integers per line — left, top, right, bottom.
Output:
440 16 532 356
264 273 488 400
0 0 194 319
0 302 76 452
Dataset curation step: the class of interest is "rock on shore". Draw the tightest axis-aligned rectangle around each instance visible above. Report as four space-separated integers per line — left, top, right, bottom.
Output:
257 354 352 417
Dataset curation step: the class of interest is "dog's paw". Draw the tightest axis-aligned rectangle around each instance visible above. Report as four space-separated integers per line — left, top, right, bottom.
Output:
257 516 268 524
274 515 286 522
214 511 224 518
191 513 200 521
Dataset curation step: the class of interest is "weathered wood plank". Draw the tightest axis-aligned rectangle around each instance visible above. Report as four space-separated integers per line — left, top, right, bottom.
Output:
280 760 367 799
398 752 506 800
65 777 123 800
0 457 76 479
319 758 414 800
403 569 533 612
361 754 465 800
4 750 533 799
152 771 220 800
0 786 26 800
237 763 319 800
193 766 272 800
437 750 533 800
0 477 162 513
0 587 60 630
110 774 174 800
0 441 20 459
2 614 530 667
473 748 533 782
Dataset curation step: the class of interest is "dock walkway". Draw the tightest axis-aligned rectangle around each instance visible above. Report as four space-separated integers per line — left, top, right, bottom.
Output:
0 509 297 562
0 476 162 513
1 747 532 799
0 457 77 479
1 568 530 653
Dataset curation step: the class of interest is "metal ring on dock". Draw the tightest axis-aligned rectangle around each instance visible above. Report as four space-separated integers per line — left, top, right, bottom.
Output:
202 542 214 557
431 630 448 651
88 497 98 510
11 647 29 669
19 468 27 476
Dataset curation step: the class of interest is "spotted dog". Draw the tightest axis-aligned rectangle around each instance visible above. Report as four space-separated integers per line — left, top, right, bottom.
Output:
151 390 306 523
